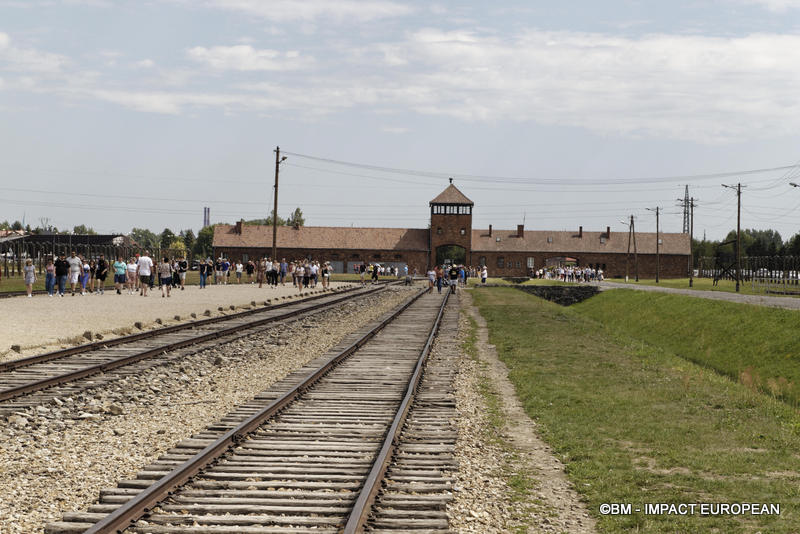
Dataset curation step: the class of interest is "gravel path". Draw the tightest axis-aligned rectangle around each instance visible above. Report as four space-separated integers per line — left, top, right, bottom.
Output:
594 281 800 310
0 282 350 361
453 291 596 533
0 286 415 534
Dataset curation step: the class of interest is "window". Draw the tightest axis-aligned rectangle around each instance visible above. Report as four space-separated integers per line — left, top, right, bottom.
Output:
496 236 501 242
516 261 521 268
547 236 553 243
600 237 606 244
242 254 249 262
460 228 466 236
527 257 534 268
658 238 663 244
437 227 443 235
373 254 381 259
331 253 339 259
497 257 504 268
351 253 359 259
479 256 486 266
394 254 402 259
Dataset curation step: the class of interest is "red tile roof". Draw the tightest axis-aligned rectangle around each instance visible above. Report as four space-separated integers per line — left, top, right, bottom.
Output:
471 228 689 255
430 184 473 205
213 224 429 251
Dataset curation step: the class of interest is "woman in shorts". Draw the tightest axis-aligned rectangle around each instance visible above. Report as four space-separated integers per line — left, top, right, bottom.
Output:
113 256 127 294
236 261 243 283
127 258 138 294
24 258 36 297
158 257 173 297
81 258 90 295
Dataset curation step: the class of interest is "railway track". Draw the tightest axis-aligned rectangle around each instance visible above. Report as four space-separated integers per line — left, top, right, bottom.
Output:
0 283 389 414
45 287 458 533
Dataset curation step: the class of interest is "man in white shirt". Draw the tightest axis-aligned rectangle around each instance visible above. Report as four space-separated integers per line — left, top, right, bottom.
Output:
136 251 154 296
67 250 82 296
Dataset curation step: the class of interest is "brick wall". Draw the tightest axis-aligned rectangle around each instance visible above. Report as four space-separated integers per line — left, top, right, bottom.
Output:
430 213 472 266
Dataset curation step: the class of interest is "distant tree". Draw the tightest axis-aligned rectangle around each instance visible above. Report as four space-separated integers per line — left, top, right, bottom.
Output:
160 228 176 248
0 221 9 230
786 233 800 256
24 224 31 233
181 229 196 252
72 224 96 235
130 227 160 249
194 225 216 259
286 207 305 227
168 238 187 254
11 220 23 231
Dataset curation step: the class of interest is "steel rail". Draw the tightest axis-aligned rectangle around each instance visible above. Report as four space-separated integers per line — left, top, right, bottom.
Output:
82 286 430 534
0 284 388 402
0 283 365 372
343 288 450 533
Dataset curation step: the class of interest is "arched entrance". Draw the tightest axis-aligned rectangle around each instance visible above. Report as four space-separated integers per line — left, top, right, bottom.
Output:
435 244 466 266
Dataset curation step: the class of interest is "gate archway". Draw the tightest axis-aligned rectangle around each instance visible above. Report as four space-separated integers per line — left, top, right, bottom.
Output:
435 244 466 266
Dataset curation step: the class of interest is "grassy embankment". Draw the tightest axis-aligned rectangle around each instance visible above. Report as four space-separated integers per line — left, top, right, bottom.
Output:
472 287 800 533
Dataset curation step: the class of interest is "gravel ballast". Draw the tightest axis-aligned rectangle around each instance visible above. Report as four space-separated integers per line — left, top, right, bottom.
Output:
0 286 415 534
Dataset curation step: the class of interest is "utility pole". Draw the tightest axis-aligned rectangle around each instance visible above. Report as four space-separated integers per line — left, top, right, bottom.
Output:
632 215 639 282
647 207 660 283
722 183 744 292
272 146 287 262
689 197 696 287
677 193 698 287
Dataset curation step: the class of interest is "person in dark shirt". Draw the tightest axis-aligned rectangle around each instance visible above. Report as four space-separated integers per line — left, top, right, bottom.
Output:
54 254 69 297
448 265 459 294
177 256 188 290
96 254 109 294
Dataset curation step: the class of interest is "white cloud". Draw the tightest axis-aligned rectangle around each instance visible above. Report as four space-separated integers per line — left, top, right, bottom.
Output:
134 58 155 68
201 0 413 23
0 32 69 73
737 0 800 11
187 45 312 71
381 126 408 134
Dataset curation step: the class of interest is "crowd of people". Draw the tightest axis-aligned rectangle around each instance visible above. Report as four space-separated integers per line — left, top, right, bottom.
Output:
196 257 335 294
425 264 488 294
25 250 191 298
531 266 605 283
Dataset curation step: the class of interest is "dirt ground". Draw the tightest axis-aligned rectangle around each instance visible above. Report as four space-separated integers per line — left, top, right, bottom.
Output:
461 290 596 533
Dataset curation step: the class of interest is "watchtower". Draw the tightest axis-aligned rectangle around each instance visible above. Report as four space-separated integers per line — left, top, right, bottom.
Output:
429 179 473 267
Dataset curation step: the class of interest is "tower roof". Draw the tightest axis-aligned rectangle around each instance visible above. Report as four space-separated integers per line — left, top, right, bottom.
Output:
429 183 473 206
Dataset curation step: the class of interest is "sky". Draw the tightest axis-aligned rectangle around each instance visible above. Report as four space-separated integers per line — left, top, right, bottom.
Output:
3 0 800 241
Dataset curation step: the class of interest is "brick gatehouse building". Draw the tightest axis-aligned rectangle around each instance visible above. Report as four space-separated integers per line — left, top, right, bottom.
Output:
212 183 690 278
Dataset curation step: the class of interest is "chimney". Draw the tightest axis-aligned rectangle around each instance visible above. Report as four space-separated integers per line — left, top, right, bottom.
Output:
579 226 583 238
606 226 611 238
517 224 524 238
235 219 243 234
489 224 492 237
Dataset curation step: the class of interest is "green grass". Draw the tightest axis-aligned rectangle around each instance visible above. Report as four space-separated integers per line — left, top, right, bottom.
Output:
615 277 800 297
467 277 512 286
472 287 800 533
575 289 800 405
0 271 204 293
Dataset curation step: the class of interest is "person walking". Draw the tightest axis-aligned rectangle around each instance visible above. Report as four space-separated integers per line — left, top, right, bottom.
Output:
112 256 127 294
235 260 243 284
481 265 488 284
246 260 255 284
435 265 443 294
67 250 82 296
198 259 208 289
280 258 287 285
158 256 173 297
448 263 459 294
177 256 188 290
45 257 56 297
257 257 266 288
126 257 138 294
137 251 154 296
55 253 69 296
80 257 90 295
23 258 36 297
96 253 109 294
